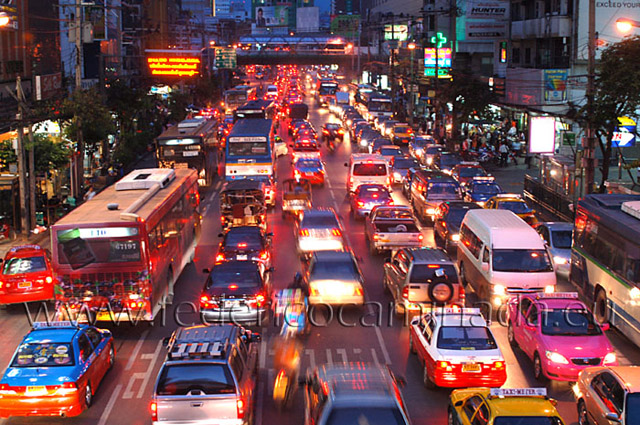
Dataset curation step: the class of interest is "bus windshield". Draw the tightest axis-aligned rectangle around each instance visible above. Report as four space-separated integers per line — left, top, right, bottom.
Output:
55 227 142 267
319 84 337 95
369 100 392 112
228 140 269 156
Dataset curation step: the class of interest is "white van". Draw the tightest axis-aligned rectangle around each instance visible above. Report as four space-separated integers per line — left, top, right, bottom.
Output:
345 154 390 192
457 209 556 307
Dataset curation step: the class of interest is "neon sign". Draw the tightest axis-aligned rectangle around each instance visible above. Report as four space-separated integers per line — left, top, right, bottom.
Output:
147 57 201 77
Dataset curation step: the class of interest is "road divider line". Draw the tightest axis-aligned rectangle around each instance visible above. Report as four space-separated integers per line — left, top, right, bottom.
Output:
136 340 164 399
125 329 149 371
336 348 348 363
371 348 380 365
326 348 333 366
98 383 123 425
259 336 267 369
305 348 316 370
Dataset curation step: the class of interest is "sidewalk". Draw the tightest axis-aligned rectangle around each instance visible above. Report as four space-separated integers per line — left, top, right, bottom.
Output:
486 159 539 194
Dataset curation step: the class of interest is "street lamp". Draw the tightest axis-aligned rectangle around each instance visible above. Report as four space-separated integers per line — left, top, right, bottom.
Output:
407 42 416 126
616 18 640 33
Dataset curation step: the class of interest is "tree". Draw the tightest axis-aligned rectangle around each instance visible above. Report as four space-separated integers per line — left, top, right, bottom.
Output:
62 87 115 158
167 90 190 124
0 141 17 171
438 71 497 146
570 35 640 191
25 134 70 176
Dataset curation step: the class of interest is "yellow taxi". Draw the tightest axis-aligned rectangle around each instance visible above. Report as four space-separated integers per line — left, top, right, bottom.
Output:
449 388 565 425
484 194 538 226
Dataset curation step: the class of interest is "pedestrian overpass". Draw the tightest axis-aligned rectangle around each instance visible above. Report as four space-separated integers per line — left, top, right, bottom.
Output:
236 34 355 65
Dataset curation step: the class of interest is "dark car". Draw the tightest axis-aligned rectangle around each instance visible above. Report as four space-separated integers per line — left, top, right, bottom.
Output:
200 261 272 325
216 226 273 275
433 201 482 252
434 152 462 174
351 121 371 141
350 184 394 218
321 122 345 142
464 177 504 205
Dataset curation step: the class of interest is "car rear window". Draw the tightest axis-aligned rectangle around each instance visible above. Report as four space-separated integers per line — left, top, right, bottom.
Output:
327 407 407 425
353 163 387 176
224 231 263 251
156 364 236 396
437 326 497 350
493 417 563 425
3 256 47 275
380 148 402 156
409 264 457 283
11 343 75 367
210 267 262 288
301 214 339 228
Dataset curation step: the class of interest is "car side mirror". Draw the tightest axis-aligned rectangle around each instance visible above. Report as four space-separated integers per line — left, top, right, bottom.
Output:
250 332 261 343
218 233 223 238
600 322 610 332
162 336 171 347
202 268 211 274
384 257 392 263
605 413 620 422
481 262 489 273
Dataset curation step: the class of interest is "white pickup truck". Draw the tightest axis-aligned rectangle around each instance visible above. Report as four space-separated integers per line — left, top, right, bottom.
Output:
364 205 423 254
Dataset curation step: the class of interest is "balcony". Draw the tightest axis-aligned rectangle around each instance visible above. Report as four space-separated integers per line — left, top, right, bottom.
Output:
511 15 572 40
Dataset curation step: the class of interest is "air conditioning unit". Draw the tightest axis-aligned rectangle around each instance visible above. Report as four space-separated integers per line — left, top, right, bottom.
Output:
115 168 176 191
622 201 640 220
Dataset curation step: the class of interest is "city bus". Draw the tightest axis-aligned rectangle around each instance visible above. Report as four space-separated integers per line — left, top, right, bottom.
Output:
51 168 201 323
356 91 393 122
225 118 275 180
224 85 258 114
315 79 339 107
233 99 277 122
570 194 640 348
155 117 219 186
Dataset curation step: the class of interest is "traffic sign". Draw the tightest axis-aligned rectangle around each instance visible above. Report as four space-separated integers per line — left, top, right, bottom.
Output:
214 47 237 69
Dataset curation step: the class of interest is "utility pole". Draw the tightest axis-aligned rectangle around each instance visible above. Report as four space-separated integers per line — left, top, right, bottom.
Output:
434 14 439 140
15 78 28 236
356 0 362 82
27 125 36 230
73 0 84 201
584 0 596 194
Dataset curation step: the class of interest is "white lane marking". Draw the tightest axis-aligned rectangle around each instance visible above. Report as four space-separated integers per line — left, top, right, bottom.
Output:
329 190 336 202
371 348 380 365
97 383 123 425
326 179 333 189
122 372 144 399
305 348 316 370
336 348 348 363
256 382 265 425
125 329 149 371
259 330 267 369
326 348 333 366
136 340 164 398
353 348 362 355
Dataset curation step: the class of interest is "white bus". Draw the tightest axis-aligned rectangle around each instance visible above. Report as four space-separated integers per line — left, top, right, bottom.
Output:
571 194 640 348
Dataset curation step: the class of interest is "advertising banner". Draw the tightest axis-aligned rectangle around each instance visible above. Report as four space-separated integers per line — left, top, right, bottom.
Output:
424 48 452 67
330 15 360 38
85 1 107 40
612 116 636 148
529 116 556 154
147 57 201 77
465 21 508 39
254 6 289 27
466 0 509 19
384 24 408 41
543 69 568 102
297 7 319 32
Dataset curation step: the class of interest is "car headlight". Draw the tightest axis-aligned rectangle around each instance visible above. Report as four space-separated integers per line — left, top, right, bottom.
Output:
426 208 436 215
603 352 617 365
546 351 569 364
426 157 433 165
360 140 368 146
553 256 568 265
393 172 401 180
451 234 460 242
544 285 555 293
386 129 391 135
443 170 452 175
492 284 506 295
476 201 486 207
416 148 423 155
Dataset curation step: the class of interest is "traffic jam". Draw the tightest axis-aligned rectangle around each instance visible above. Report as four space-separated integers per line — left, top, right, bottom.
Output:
0 65 639 425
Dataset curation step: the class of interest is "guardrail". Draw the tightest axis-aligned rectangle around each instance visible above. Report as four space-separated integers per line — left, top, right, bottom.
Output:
523 174 575 222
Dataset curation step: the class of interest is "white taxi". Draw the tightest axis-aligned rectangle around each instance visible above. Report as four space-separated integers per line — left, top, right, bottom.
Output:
409 307 507 389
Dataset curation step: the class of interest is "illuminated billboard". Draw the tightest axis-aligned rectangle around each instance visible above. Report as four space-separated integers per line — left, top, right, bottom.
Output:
424 48 452 67
384 24 408 41
528 116 556 154
147 57 201 77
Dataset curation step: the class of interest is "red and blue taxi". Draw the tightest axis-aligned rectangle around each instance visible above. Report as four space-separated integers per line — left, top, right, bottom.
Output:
449 388 566 425
452 162 488 187
507 292 617 382
293 157 326 185
0 321 115 418
409 308 506 389
0 245 55 304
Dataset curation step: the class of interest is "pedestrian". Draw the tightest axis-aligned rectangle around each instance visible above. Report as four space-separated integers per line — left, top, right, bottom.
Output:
461 138 469 152
499 142 509 167
525 147 533 169
84 186 96 201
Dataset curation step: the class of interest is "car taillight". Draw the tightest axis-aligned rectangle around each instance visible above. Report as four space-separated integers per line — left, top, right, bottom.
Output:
237 398 245 419
418 234 424 241
338 129 345 134
331 228 342 236
259 251 269 260
373 234 380 241
299 229 310 237
492 361 505 369
150 401 158 421
402 287 409 299
256 294 265 307
387 200 394 205
459 286 465 301
354 287 363 296
357 201 364 208
437 361 453 371
215 253 225 262
52 381 78 395
45 276 53 284
0 384 16 395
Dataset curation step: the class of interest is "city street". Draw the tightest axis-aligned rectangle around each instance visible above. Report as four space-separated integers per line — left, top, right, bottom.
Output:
0 93 639 425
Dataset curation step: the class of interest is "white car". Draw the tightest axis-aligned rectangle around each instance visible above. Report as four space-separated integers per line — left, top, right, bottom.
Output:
296 208 345 255
409 308 507 389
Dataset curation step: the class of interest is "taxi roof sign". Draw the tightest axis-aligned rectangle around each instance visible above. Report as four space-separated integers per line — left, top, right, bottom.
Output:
472 176 495 182
9 244 43 252
436 307 482 315
490 388 547 397
32 321 79 329
535 292 579 300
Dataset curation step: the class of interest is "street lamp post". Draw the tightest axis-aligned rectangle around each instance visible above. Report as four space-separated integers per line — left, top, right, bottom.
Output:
408 42 416 126
616 17 640 33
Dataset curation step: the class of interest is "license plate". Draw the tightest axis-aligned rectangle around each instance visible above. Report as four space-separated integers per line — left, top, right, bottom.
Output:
26 386 46 394
182 151 199 157
223 300 240 308
237 255 248 260
305 172 315 176
462 364 481 372
18 281 32 288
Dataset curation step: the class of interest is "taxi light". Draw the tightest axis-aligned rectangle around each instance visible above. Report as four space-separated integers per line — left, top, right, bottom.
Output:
546 351 569 364
215 253 225 262
603 352 617 365
331 228 342 237
151 401 158 421
544 285 555 293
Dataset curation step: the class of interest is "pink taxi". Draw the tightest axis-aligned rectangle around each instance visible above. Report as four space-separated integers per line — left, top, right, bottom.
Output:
506 292 617 382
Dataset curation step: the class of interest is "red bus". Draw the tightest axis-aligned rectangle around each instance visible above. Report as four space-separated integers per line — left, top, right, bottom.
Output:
51 168 201 322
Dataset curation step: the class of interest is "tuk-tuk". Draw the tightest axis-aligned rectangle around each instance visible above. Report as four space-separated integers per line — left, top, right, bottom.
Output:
281 178 312 218
220 180 267 231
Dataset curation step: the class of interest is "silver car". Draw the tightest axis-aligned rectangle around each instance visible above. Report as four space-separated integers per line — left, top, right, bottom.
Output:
302 250 365 306
296 208 345 255
535 222 572 277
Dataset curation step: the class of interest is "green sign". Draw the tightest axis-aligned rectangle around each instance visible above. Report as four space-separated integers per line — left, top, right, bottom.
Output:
562 132 576 146
215 47 237 69
330 15 360 39
424 68 451 78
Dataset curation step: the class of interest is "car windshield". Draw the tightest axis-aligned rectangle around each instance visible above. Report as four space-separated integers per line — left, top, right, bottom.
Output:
541 309 602 336
459 167 486 178
3 256 47 275
359 187 390 199
210 267 262 288
301 214 339 228
353 163 387 176
492 249 554 273
427 147 443 155
310 259 359 280
380 148 402 156
551 230 572 249
224 231 263 251
447 209 474 226
297 159 321 169
228 141 269 156
473 183 501 195
409 264 457 283
440 155 459 166
394 159 420 170
11 342 75 367
493 417 563 425
499 201 531 214
156 364 236 396
437 326 497 350
626 393 640 425
325 123 340 130
326 407 407 425
427 182 460 196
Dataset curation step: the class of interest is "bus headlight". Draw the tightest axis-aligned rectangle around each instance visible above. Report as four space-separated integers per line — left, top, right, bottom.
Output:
451 234 460 242
544 285 555 293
